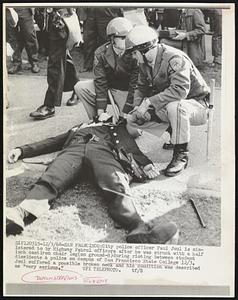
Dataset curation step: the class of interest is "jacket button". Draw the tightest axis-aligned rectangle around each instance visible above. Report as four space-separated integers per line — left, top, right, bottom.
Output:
115 140 119 144
110 127 114 130
113 133 117 136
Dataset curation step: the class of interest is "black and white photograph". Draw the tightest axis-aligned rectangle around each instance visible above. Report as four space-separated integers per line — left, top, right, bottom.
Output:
3 3 235 297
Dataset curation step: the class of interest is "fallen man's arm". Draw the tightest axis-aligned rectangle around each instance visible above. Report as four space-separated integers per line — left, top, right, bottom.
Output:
8 125 81 163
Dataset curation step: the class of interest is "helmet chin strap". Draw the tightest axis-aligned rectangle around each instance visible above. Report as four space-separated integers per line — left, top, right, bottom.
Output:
140 44 157 66
142 53 149 65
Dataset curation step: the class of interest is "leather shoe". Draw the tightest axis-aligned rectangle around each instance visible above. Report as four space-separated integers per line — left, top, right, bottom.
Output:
29 105 55 120
165 150 188 177
126 222 179 244
6 206 36 236
8 64 22 74
66 92 79 106
31 63 40 73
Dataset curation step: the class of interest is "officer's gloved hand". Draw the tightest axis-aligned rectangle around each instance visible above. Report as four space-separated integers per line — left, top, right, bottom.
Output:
8 148 22 164
143 164 159 179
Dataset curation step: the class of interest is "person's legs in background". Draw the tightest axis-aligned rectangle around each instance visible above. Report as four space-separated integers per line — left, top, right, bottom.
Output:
29 26 68 119
81 16 97 72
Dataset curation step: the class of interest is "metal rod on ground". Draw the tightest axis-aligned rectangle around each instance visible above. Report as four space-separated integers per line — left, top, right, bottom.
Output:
206 78 215 160
102 187 133 199
189 198 207 228
108 89 120 121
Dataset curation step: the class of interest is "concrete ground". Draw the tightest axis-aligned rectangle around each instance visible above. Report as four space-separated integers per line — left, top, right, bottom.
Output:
5 35 221 245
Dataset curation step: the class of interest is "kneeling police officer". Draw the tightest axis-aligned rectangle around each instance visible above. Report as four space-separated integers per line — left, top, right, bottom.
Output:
125 25 210 177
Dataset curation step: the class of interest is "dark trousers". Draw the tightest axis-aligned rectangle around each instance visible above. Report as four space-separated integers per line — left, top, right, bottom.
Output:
24 137 142 231
83 18 111 70
43 26 78 107
210 10 222 64
7 8 38 65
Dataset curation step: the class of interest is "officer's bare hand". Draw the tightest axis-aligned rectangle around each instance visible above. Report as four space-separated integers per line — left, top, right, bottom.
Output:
8 148 22 164
133 110 151 125
97 109 105 117
143 164 159 179
137 98 151 116
98 112 111 122
173 32 187 40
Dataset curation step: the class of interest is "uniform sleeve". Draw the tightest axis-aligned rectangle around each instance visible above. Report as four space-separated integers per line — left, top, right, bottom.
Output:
123 58 139 114
93 52 109 110
149 56 191 111
186 10 206 41
125 137 152 167
133 66 150 107
19 132 69 159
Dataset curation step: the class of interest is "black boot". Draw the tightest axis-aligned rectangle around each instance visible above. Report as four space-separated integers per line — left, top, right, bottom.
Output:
164 143 188 177
126 222 179 244
66 91 79 106
6 206 37 236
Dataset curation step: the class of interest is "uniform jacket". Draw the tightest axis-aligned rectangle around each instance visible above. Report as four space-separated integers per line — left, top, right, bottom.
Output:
93 42 139 113
180 9 206 66
18 121 152 169
134 44 210 113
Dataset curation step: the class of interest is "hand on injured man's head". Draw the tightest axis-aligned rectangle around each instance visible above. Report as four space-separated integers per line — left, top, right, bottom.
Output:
129 107 151 125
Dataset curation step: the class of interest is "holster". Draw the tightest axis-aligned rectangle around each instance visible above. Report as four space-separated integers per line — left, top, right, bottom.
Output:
116 147 147 183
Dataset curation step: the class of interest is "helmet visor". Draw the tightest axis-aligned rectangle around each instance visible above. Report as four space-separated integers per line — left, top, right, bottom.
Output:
134 40 157 54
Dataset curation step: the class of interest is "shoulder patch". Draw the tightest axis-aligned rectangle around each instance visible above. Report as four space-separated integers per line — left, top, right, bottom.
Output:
168 56 184 72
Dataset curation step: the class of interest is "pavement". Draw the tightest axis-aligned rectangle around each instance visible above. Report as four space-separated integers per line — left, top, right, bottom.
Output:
5 74 221 189
4 74 221 244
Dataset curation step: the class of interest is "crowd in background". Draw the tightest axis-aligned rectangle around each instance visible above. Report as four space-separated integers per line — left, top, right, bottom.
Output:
6 7 222 73
5 7 222 112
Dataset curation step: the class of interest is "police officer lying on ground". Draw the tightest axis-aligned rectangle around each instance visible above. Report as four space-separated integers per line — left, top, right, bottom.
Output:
6 114 179 244
125 25 210 177
72 17 139 117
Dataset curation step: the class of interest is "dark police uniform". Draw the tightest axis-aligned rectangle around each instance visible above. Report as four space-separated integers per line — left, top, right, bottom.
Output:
17 120 152 231
74 42 139 118
43 8 79 108
79 7 122 71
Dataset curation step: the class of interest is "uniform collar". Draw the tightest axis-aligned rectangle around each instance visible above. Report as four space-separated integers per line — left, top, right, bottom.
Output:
113 45 125 57
152 44 164 77
105 43 116 69
144 44 163 80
